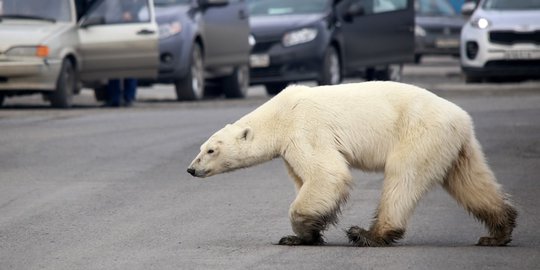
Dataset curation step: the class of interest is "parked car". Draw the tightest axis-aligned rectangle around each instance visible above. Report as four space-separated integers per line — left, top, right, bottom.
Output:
0 0 159 108
247 0 415 95
460 0 540 83
414 0 465 63
143 0 251 101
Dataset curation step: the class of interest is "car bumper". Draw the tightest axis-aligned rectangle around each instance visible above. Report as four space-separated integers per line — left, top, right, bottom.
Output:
415 35 460 55
461 25 540 77
153 34 189 84
462 60 540 77
249 39 325 85
0 57 61 91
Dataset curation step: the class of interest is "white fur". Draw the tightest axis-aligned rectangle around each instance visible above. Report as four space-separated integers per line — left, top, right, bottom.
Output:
188 81 515 245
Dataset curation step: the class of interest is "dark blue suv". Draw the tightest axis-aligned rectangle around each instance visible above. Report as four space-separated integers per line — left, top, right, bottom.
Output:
151 0 250 100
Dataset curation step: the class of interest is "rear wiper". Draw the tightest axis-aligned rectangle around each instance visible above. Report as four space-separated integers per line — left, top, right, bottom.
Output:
0 14 56 23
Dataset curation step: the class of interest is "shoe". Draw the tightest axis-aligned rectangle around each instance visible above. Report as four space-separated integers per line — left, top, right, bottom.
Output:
101 102 120 108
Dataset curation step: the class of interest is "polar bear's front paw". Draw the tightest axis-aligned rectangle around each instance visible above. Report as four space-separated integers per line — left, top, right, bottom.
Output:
278 234 325 246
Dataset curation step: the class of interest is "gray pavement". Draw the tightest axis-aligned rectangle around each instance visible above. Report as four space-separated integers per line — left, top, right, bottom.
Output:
1 57 540 270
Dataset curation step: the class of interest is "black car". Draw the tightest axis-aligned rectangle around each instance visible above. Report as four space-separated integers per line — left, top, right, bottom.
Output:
247 0 415 95
149 0 251 100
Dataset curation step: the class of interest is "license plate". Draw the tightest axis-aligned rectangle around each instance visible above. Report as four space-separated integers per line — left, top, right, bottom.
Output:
504 50 540 60
435 38 459 48
250 54 270 68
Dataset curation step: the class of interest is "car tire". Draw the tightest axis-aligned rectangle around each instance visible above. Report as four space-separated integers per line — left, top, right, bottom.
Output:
175 43 204 101
414 54 422 64
367 64 403 81
317 46 341 86
50 58 77 108
0 94 4 107
93 85 108 102
223 64 249 99
264 82 288 96
465 74 483 83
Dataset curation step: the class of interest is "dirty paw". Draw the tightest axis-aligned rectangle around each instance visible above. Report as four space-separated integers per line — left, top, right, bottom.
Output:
477 236 511 246
278 235 325 246
346 226 390 247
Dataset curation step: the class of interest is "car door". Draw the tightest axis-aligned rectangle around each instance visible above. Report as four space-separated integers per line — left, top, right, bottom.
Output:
338 0 414 68
199 0 250 67
77 0 159 81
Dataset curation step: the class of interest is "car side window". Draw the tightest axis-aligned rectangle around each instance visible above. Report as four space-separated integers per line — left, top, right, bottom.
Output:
86 0 150 25
351 0 407 15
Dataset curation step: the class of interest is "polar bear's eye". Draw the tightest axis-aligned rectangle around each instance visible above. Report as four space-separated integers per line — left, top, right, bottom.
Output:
207 149 215 154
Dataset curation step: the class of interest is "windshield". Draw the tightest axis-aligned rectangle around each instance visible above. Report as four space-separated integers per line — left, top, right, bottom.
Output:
154 0 190 6
483 0 540 10
416 0 457 16
0 0 72 22
248 0 330 16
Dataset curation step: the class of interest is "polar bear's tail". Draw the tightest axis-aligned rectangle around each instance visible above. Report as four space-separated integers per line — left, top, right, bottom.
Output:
443 136 517 246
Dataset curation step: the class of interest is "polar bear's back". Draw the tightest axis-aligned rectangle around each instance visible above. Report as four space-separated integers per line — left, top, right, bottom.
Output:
272 81 472 171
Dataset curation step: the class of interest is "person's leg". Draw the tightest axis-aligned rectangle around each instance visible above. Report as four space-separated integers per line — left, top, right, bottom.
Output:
106 79 121 107
123 78 138 106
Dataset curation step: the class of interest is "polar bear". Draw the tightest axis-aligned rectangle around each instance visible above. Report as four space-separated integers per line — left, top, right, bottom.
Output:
187 81 517 247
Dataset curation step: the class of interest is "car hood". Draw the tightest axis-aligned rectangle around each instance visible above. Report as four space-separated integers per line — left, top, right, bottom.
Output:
0 21 71 52
416 16 465 28
154 4 189 23
474 9 540 30
250 14 325 39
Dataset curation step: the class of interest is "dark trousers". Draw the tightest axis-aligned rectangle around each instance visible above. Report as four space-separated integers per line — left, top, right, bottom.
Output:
107 78 137 106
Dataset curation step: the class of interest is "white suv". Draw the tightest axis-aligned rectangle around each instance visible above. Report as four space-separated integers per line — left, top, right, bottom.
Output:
460 0 540 83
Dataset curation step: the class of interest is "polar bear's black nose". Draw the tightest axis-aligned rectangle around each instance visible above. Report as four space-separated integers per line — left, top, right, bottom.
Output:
187 168 196 176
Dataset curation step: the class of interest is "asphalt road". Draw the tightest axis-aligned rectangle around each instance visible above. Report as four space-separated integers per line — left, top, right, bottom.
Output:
1 58 540 269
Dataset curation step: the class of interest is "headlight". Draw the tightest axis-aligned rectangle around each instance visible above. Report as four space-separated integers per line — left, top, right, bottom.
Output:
6 45 49 58
470 17 491 29
282 28 317 47
415 25 426 37
249 34 256 47
159 21 182 39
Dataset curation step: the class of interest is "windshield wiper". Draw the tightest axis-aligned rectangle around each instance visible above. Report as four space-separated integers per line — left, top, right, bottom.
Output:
0 14 56 23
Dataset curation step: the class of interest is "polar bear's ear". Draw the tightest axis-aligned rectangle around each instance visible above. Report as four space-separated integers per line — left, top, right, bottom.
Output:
238 127 253 141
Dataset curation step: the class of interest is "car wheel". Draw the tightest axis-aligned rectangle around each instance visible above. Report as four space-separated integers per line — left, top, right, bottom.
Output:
414 54 422 64
371 64 403 81
465 75 483 83
318 46 341 86
223 64 249 99
50 58 77 108
175 43 204 101
93 85 108 102
264 82 288 96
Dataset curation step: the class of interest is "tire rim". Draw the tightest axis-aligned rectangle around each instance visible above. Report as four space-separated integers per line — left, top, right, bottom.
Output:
389 64 403 82
329 50 341 85
191 47 204 99
237 65 249 95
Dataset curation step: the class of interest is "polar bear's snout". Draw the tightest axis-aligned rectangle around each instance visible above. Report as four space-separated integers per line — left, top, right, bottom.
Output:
187 167 196 176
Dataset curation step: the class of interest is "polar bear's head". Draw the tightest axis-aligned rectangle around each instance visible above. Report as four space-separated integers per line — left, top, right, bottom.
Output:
187 124 254 178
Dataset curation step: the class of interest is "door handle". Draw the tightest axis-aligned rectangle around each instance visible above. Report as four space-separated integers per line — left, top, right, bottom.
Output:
137 29 155 35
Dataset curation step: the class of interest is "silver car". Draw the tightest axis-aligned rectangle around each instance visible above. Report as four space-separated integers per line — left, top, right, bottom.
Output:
0 0 159 107
460 0 540 83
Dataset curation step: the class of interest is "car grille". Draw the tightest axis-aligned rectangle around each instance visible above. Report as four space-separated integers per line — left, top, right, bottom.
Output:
424 26 461 35
489 31 540 45
250 65 283 78
252 40 277 54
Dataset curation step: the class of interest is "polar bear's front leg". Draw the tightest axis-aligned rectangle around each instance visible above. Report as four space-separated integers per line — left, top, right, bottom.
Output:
279 150 352 246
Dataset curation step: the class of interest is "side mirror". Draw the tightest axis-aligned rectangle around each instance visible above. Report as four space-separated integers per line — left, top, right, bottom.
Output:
198 0 229 8
80 16 105 28
343 3 365 22
461 2 477 17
